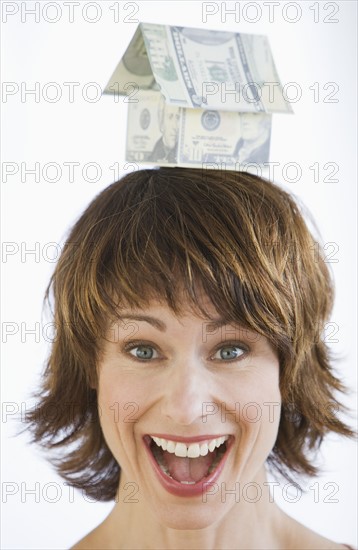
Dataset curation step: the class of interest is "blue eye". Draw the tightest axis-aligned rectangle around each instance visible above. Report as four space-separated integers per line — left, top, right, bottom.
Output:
128 345 157 360
124 342 247 363
214 345 246 361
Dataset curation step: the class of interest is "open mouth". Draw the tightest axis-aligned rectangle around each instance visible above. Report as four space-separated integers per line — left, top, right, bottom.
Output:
144 434 233 496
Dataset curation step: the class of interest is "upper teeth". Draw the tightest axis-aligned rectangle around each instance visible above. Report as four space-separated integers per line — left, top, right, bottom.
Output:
150 435 229 458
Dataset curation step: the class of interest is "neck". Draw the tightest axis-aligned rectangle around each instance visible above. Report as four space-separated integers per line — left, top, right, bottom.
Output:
100 468 287 549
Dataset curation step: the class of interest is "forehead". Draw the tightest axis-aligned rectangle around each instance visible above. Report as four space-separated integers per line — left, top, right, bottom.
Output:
107 298 272 353
116 290 219 325
114 296 262 344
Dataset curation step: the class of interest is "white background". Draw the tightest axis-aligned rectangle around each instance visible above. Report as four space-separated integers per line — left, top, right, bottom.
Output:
1 1 357 549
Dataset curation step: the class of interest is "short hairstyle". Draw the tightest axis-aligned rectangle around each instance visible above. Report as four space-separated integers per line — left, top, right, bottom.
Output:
25 167 354 501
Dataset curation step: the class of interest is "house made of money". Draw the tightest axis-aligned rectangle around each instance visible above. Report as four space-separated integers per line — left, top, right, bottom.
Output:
104 22 292 169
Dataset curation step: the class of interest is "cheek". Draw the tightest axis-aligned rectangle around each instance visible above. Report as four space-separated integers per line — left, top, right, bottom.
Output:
222 367 281 480
96 371 148 463
223 364 281 435
238 370 281 460
98 370 149 428
98 373 145 419
243 371 281 415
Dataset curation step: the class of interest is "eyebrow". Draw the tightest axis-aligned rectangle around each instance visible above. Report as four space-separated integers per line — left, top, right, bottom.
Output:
118 315 167 331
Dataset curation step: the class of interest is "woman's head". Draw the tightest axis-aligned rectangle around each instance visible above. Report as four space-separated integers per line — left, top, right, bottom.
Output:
27 167 352 503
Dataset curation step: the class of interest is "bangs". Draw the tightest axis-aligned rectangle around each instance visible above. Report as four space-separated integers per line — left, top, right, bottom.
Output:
66 168 298 354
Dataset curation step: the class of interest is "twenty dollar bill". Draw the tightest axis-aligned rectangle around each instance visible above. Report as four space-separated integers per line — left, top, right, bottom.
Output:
126 91 272 167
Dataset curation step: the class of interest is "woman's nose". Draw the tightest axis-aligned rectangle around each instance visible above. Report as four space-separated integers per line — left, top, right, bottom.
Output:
160 358 210 425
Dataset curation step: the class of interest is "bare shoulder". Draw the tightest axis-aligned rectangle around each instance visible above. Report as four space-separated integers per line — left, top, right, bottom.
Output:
282 511 352 550
70 525 111 550
70 533 98 550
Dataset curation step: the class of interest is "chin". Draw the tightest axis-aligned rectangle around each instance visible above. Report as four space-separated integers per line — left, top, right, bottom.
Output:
150 496 230 530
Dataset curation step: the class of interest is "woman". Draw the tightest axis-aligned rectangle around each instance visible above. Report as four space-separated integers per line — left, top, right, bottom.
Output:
26 167 354 549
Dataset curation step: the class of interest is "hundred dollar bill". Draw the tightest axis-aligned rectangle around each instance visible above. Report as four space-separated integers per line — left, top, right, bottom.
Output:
105 22 292 114
126 91 271 167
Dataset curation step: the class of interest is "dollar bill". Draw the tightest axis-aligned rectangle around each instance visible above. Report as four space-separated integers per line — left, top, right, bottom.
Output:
105 23 292 114
126 91 180 165
179 103 271 166
126 91 271 167
105 25 157 95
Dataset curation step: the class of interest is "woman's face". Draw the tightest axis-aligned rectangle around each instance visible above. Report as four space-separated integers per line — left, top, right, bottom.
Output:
97 293 281 529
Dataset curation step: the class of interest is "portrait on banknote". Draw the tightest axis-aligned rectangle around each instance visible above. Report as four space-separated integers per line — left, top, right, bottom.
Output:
147 94 180 163
126 91 180 165
233 113 271 164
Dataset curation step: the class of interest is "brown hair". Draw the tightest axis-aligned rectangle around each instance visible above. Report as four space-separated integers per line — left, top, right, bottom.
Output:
26 167 354 501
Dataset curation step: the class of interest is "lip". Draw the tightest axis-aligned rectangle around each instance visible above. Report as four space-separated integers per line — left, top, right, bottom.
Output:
143 434 234 498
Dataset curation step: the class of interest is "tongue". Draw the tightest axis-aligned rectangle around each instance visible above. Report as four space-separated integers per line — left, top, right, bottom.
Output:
163 450 215 483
